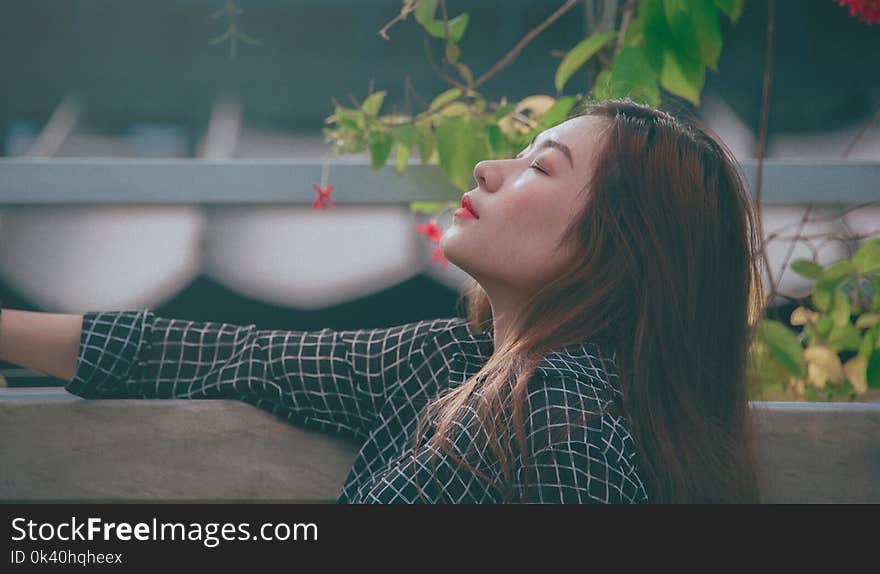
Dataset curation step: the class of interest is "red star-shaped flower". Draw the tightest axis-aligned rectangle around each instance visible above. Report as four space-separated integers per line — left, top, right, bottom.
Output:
834 0 880 24
416 221 449 268
312 182 336 210
430 245 449 269
415 221 443 243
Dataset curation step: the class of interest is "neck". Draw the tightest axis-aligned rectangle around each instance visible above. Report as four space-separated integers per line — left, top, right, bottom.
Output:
483 284 528 352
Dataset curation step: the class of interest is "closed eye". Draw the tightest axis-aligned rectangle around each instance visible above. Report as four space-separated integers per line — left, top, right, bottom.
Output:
529 162 548 175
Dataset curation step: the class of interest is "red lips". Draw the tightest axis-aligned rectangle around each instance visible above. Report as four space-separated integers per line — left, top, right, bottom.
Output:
461 194 479 218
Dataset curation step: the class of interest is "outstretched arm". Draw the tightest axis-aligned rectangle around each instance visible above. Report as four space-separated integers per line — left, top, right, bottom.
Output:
64 309 452 441
0 309 83 382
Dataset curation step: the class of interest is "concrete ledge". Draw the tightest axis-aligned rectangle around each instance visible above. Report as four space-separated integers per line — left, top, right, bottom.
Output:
0 388 361 503
1 388 878 503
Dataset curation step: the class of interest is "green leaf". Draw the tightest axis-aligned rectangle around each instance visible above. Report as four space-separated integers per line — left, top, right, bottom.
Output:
852 238 880 274
554 31 617 93
641 0 669 74
828 322 862 352
493 102 516 119
689 0 723 71
868 349 880 388
435 102 471 118
758 319 807 378
448 13 470 43
428 88 462 111
391 124 418 147
714 0 744 23
421 13 469 43
590 68 614 101
813 262 858 312
415 122 435 164
816 314 834 337
328 106 366 129
368 130 393 170
414 0 437 25
336 117 359 130
804 386 820 402
362 91 387 116
856 312 880 329
410 200 455 214
435 116 489 191
486 124 505 158
791 259 824 279
820 260 857 283
858 326 877 359
395 142 411 173
873 276 880 311
538 96 578 129
659 48 705 106
831 290 852 327
663 1 704 62
454 62 473 85
607 45 660 108
812 282 834 312
642 1 710 106
623 11 643 46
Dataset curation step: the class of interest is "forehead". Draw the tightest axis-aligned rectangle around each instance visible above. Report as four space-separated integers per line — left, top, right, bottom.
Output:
537 115 605 161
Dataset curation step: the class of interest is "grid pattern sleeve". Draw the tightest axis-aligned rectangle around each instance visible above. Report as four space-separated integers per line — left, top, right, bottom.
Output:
64 309 452 441
512 374 649 504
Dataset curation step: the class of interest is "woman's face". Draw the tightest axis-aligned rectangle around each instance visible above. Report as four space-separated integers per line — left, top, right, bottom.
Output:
441 114 607 294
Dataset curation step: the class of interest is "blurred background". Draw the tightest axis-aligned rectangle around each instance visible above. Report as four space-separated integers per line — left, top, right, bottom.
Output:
1 0 879 386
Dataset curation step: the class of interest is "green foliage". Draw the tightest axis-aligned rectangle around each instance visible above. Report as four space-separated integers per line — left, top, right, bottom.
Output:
322 0 746 213
791 259 824 279
368 130 393 170
752 239 880 401
606 45 661 107
639 0 735 106
410 200 457 213
361 91 386 116
758 319 807 379
435 116 489 191
714 0 744 22
414 0 469 43
554 32 617 93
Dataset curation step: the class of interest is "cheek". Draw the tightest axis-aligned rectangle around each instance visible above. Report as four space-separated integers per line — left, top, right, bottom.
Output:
516 194 568 239
487 197 564 263
503 189 555 224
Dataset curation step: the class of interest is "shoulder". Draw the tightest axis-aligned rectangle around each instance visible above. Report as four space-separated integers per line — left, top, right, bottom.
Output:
533 341 621 398
411 316 493 360
520 372 616 451
419 316 490 344
519 371 648 503
523 344 628 456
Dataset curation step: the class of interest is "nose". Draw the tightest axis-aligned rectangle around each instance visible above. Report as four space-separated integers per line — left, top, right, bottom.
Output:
473 160 500 193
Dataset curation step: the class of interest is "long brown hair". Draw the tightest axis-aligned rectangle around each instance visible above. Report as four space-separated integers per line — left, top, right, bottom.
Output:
410 97 767 503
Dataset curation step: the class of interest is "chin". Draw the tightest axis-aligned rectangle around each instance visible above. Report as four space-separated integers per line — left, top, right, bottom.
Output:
438 236 464 269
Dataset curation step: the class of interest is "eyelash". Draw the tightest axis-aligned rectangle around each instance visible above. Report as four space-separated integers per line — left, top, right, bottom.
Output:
529 162 548 175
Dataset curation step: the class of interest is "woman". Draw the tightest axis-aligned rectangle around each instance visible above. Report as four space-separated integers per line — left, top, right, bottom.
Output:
0 97 766 503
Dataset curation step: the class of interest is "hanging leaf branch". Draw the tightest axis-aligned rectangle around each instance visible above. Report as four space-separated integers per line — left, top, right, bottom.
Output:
322 0 744 214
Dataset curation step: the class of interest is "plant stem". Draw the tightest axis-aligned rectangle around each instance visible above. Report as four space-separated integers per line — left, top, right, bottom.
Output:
756 0 776 316
471 0 580 89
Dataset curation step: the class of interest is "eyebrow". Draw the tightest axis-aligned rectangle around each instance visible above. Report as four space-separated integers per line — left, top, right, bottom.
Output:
515 134 574 169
